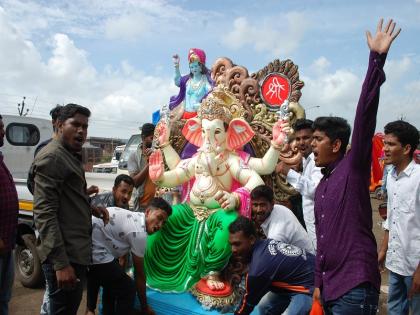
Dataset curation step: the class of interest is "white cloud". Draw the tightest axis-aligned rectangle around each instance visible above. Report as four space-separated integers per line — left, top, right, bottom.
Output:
104 13 152 40
310 56 331 75
0 9 177 138
301 55 420 131
301 68 360 121
383 56 412 86
0 0 214 41
222 12 308 57
406 80 420 92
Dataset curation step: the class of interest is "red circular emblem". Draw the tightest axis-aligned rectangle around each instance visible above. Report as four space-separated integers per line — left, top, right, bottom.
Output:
261 74 291 107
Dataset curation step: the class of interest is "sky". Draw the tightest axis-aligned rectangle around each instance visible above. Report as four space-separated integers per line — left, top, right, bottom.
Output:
0 0 419 139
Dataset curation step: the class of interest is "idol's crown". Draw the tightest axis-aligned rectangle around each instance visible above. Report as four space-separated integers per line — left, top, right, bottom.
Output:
198 85 242 124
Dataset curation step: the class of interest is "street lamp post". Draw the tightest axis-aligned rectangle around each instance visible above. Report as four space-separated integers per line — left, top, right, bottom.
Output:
305 105 320 111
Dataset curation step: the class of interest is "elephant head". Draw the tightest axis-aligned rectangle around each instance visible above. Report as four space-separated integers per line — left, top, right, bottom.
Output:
182 86 254 155
182 117 254 154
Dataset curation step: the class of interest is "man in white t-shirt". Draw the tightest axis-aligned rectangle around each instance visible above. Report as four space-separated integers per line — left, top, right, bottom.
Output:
87 197 172 315
277 119 322 251
378 120 420 315
250 185 314 254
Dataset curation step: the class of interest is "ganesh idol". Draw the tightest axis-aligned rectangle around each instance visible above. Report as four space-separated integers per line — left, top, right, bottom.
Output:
145 86 289 293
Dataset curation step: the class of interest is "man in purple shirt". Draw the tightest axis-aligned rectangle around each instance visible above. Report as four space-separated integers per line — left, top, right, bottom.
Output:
311 19 401 314
0 114 19 315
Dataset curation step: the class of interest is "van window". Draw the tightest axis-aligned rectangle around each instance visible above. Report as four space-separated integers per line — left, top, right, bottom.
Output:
118 134 141 170
6 123 40 146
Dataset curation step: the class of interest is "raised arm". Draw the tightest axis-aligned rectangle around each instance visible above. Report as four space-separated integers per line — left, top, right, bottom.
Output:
248 120 290 174
149 150 195 188
156 121 180 170
173 54 181 87
350 19 400 167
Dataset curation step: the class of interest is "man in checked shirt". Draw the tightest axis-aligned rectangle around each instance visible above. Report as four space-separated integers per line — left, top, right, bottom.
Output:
311 19 400 314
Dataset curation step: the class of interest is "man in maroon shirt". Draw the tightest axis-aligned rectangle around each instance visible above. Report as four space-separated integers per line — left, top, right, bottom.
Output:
311 19 400 314
0 114 19 315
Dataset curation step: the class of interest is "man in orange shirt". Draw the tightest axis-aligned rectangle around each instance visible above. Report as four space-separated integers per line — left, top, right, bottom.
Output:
128 123 156 212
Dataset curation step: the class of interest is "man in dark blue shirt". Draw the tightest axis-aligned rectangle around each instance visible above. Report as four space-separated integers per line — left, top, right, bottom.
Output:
229 216 314 315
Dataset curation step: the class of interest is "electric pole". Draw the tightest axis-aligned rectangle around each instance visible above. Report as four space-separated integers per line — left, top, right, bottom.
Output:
17 96 29 116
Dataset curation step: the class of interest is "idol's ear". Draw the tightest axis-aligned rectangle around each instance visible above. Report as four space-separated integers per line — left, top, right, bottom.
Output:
227 118 255 150
182 118 203 147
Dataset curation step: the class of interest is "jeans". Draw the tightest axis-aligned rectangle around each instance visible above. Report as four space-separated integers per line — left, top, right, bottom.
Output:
258 291 312 315
42 262 86 315
323 282 379 315
0 252 14 315
388 270 420 315
87 260 136 315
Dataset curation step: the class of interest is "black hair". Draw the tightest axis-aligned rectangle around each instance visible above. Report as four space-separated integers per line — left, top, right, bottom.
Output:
293 118 314 132
0 114 2 119
250 185 274 203
57 103 91 122
313 116 351 154
113 174 134 188
50 105 63 121
384 120 419 156
229 216 257 238
141 123 155 138
148 197 172 216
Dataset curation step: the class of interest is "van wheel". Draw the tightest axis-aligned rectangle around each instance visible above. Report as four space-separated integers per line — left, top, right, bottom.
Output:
14 234 44 288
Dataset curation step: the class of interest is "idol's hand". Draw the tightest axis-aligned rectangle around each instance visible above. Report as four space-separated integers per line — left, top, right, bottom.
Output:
215 191 237 210
149 150 164 182
272 120 291 149
156 122 170 147
172 54 180 67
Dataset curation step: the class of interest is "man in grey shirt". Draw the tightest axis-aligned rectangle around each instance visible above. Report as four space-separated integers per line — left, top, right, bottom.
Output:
128 123 156 212
31 104 108 315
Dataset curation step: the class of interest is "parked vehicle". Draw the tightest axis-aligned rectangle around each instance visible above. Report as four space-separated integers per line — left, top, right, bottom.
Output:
2 115 52 287
3 114 115 287
118 133 141 174
92 145 125 174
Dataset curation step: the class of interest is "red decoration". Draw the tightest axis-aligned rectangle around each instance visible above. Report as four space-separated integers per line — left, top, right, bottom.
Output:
195 279 233 297
261 74 291 107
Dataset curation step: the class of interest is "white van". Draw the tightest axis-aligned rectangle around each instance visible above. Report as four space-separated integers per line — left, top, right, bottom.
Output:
2 114 52 287
2 114 116 287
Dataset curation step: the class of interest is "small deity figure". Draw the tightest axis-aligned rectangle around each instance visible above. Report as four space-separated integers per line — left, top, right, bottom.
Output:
169 48 214 120
144 86 289 293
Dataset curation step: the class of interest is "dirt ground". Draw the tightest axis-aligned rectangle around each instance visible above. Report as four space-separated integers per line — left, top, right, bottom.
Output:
9 197 389 315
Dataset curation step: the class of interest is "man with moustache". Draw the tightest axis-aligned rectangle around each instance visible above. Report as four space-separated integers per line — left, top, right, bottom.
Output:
250 185 314 254
90 174 134 210
229 216 315 315
87 197 172 315
277 119 322 250
310 19 400 314
85 174 134 315
378 120 419 314
31 104 108 315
